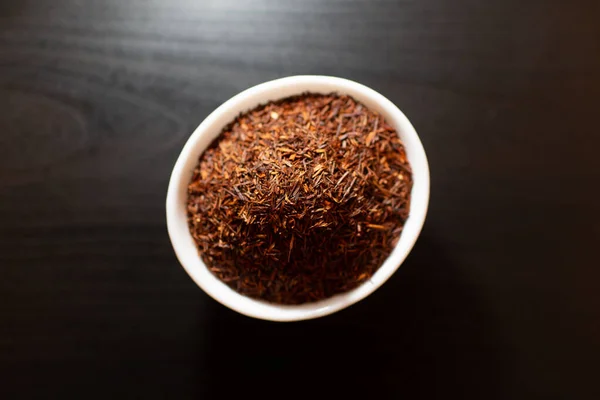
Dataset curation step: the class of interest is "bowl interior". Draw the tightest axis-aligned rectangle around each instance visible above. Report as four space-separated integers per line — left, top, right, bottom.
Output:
166 76 430 321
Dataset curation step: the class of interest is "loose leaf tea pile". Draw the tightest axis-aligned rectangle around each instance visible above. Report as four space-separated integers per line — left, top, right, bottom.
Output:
187 93 412 304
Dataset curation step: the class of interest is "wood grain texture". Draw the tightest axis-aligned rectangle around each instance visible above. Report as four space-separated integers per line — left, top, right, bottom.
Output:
1 0 599 398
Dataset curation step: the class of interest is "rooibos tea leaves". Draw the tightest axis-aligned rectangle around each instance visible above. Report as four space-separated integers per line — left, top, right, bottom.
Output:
187 93 412 304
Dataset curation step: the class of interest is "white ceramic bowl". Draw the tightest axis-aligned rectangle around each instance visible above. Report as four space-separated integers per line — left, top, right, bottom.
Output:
166 75 430 322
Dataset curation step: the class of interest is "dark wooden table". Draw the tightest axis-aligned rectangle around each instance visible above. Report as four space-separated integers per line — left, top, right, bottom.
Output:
1 1 599 398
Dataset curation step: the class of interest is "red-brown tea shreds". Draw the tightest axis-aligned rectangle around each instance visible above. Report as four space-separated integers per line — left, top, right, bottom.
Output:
187 93 412 304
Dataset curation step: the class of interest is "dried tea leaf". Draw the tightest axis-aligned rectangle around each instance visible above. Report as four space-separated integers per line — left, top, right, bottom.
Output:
187 93 413 305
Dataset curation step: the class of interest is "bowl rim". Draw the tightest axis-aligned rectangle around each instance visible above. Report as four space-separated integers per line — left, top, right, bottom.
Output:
166 75 430 321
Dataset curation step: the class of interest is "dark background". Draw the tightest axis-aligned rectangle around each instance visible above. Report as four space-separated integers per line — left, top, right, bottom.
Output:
1 0 599 398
